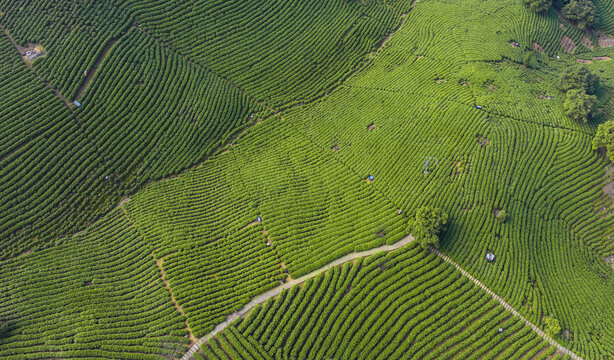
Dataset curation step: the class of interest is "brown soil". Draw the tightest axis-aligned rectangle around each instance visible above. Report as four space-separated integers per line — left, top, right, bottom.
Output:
460 80 470 86
605 255 614 264
532 42 544 53
576 58 593 64
376 230 386 238
509 41 518 47
435 78 446 84
559 23 567 30
462 206 472 212
582 35 594 50
594 56 612 61
538 95 553 100
561 35 576 53
597 35 614 48
367 123 376 130
331 145 340 151
454 161 463 174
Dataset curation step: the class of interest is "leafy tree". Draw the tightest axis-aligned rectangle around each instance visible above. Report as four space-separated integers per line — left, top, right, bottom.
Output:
564 88 597 122
592 121 614 160
559 66 600 94
562 0 598 29
496 209 508 223
524 0 552 12
0 321 8 338
407 206 448 249
544 316 562 337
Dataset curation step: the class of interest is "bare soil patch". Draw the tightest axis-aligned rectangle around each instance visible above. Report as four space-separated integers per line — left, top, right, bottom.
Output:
435 78 446 84
559 23 567 30
17 43 46 63
476 135 490 147
367 123 376 131
561 35 576 53
454 161 463 174
576 58 593 64
538 95 553 100
376 230 386 238
582 35 594 50
331 145 340 151
597 35 614 48
532 42 544 53
509 41 519 47
595 56 612 61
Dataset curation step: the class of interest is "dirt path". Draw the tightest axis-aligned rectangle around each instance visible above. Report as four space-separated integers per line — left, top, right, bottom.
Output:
73 32 127 101
430 247 583 360
180 234 415 360
154 252 198 345
181 234 582 360
0 24 73 109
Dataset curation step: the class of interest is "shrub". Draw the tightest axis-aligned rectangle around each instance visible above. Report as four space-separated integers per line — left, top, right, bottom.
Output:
561 0 598 29
563 88 597 122
407 206 448 249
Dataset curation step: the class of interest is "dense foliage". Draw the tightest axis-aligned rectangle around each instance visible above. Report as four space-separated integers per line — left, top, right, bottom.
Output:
525 0 553 13
203 245 557 359
1 0 614 358
559 66 600 94
0 210 188 359
593 120 614 159
562 0 599 29
564 88 598 122
407 206 448 249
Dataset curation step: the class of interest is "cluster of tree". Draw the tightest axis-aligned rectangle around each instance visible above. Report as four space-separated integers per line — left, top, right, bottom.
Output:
525 0 598 30
592 121 614 160
543 316 562 337
407 206 448 249
559 66 599 122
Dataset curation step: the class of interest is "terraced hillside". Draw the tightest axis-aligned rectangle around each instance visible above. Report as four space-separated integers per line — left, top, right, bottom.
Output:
3 0 614 359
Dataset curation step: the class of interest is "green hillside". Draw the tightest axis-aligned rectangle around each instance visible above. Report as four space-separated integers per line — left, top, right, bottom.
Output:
3 0 614 359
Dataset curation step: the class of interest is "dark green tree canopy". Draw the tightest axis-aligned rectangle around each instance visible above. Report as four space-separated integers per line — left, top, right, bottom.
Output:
524 0 552 13
559 66 600 95
592 121 614 160
563 88 597 123
562 0 598 29
407 206 448 249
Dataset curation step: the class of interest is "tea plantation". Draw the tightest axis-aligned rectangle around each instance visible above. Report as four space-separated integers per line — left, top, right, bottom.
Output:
3 0 614 359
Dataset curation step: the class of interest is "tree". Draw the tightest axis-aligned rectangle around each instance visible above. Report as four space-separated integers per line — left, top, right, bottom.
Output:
495 209 508 223
562 0 598 30
543 316 562 337
524 0 552 13
563 88 597 122
0 321 8 338
592 121 614 160
559 66 600 94
407 206 448 249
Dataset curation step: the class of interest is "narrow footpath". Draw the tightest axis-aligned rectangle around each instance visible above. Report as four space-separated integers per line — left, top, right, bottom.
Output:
181 235 415 360
182 237 583 360
431 247 583 360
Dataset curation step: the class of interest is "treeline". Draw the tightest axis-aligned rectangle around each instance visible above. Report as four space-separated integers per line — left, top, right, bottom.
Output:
525 0 598 30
